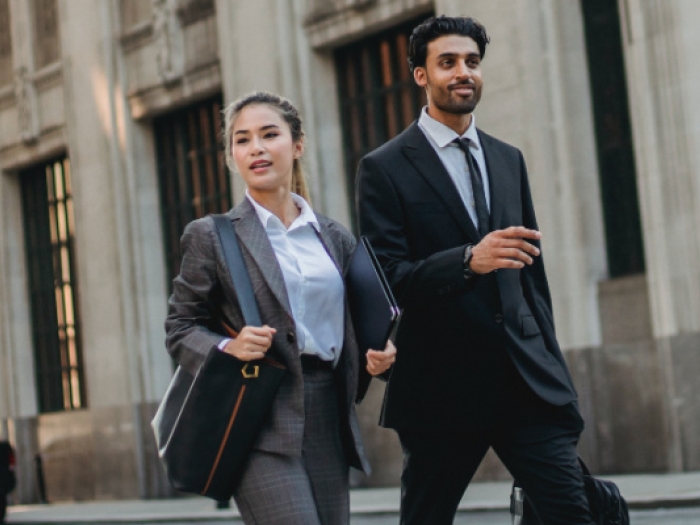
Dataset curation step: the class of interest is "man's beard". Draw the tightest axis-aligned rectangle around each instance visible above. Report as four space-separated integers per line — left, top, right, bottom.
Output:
430 82 481 115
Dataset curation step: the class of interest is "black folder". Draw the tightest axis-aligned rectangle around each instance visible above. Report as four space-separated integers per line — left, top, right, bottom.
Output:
346 236 401 355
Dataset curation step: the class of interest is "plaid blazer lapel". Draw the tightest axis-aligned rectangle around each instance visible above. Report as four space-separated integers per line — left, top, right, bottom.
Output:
229 200 294 320
314 219 344 275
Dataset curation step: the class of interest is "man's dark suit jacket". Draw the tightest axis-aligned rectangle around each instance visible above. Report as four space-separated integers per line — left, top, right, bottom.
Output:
357 122 578 432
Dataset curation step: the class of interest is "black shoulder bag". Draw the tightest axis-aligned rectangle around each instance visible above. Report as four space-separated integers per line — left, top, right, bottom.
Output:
510 457 629 525
152 215 287 501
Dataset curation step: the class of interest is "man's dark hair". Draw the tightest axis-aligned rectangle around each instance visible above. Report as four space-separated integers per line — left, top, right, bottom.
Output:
408 15 490 72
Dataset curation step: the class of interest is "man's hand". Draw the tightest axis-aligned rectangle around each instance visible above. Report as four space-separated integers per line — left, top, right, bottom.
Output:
366 340 397 376
222 325 276 361
470 226 541 274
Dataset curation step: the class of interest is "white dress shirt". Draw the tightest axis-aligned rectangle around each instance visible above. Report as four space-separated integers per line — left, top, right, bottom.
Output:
227 192 345 364
417 107 491 228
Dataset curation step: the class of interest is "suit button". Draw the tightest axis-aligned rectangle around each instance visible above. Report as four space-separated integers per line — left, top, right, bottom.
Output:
494 314 503 324
287 331 296 343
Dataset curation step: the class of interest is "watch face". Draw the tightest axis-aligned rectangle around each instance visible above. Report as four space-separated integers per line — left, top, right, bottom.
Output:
463 245 475 277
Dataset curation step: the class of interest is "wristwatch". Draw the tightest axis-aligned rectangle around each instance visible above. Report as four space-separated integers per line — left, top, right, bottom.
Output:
463 244 478 279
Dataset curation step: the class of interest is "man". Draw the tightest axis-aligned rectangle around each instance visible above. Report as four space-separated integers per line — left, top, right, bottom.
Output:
356 15 594 525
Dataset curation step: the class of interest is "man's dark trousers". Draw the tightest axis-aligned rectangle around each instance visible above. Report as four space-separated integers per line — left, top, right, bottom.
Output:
357 123 594 525
397 351 590 525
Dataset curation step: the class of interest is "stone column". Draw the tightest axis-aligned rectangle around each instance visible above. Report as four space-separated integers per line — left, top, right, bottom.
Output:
619 0 700 471
0 171 41 504
1 0 50 503
619 0 700 338
58 0 135 411
0 173 36 420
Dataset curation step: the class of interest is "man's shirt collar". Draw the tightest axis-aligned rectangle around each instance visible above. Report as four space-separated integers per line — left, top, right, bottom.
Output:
418 106 481 150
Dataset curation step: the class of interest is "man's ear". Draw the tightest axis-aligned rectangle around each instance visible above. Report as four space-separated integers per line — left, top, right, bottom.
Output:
413 67 428 88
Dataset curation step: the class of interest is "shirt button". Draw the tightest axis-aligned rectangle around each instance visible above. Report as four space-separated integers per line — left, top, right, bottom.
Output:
287 331 296 343
494 314 503 324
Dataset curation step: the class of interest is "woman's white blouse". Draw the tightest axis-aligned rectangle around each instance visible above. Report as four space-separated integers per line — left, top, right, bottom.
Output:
246 192 345 364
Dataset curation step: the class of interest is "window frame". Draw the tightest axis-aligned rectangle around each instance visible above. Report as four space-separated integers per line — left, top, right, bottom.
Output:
154 94 232 287
21 157 86 413
334 16 429 228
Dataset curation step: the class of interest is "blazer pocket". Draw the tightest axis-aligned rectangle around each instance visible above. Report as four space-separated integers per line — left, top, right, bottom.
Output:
521 315 541 337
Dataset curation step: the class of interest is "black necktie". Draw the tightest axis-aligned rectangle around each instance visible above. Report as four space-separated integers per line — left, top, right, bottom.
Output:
455 138 490 238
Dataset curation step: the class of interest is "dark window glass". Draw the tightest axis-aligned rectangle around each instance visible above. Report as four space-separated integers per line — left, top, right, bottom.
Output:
335 15 430 227
581 0 645 277
21 157 85 413
154 94 232 286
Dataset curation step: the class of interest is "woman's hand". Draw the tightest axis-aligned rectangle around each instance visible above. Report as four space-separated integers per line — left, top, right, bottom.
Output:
366 340 397 376
222 325 276 361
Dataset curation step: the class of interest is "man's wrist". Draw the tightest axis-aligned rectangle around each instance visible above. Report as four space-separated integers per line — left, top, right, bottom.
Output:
463 244 478 279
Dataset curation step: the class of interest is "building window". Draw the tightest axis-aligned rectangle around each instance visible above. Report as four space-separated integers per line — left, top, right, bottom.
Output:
0 0 12 84
335 15 429 225
32 0 60 69
21 158 85 413
154 95 232 285
581 0 645 277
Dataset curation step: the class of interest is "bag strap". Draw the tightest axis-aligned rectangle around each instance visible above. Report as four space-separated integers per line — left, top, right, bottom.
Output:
211 214 262 327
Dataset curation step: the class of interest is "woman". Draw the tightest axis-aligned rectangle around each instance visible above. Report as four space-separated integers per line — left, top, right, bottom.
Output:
165 91 396 525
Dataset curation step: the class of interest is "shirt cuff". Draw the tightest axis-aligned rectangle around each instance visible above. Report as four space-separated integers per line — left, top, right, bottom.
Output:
217 338 232 351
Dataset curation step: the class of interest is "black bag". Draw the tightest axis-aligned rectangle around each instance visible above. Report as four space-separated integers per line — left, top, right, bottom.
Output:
511 457 629 525
0 442 16 495
152 215 287 501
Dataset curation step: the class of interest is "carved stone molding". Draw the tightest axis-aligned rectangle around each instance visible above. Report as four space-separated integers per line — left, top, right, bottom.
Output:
119 21 154 53
152 0 185 85
32 62 62 92
14 66 39 145
127 59 220 120
0 124 66 172
305 0 376 26
176 0 215 26
303 0 431 49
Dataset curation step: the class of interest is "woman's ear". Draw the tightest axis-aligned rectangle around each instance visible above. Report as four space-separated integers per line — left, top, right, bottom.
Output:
294 138 305 159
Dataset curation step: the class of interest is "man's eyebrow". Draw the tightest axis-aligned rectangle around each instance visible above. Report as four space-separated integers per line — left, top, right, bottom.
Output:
436 51 480 59
233 124 280 135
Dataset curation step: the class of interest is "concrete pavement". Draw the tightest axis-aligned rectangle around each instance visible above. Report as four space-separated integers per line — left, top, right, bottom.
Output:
5 470 700 523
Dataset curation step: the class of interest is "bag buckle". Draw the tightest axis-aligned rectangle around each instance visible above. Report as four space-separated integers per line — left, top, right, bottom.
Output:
241 363 260 379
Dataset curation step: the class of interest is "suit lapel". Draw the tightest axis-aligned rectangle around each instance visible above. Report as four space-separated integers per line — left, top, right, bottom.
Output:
229 200 293 319
478 129 509 231
314 218 343 275
401 123 480 242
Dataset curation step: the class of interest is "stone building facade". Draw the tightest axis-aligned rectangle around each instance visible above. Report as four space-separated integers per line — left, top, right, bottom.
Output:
0 0 699 502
